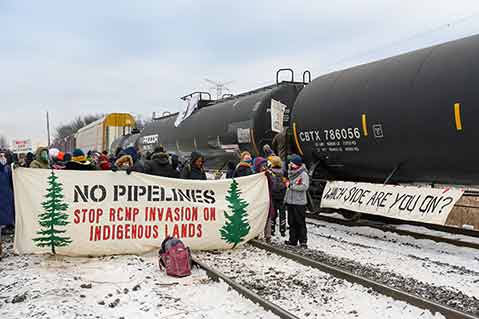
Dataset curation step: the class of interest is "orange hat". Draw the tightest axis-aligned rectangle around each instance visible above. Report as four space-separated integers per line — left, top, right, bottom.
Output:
57 151 65 161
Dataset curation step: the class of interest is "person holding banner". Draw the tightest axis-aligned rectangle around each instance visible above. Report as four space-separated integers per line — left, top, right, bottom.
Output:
0 151 15 234
180 151 207 180
29 147 49 169
284 154 309 248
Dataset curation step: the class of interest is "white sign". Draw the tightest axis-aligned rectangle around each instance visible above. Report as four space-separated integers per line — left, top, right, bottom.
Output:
320 181 464 225
271 99 286 133
175 94 200 127
11 139 33 154
13 169 270 256
237 128 251 144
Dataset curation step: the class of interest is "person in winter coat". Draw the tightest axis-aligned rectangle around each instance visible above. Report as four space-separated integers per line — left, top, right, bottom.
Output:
180 151 207 180
144 152 180 178
226 161 236 179
284 154 309 248
234 151 253 177
253 156 275 243
25 152 34 167
65 149 95 170
30 147 49 169
269 156 287 237
0 151 14 228
98 152 111 170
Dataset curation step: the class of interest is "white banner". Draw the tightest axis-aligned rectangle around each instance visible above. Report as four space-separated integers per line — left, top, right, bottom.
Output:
11 139 33 154
237 128 251 144
320 181 464 225
175 94 200 127
271 99 286 133
13 169 269 256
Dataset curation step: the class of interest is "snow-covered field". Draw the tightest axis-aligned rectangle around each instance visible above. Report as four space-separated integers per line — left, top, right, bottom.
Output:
302 219 479 297
197 245 445 319
0 235 278 319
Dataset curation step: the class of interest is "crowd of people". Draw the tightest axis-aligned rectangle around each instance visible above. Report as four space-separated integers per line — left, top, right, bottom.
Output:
0 142 310 250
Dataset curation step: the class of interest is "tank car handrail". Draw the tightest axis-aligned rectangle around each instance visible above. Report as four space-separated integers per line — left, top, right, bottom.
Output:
180 91 212 101
221 93 234 99
302 70 311 84
276 68 294 84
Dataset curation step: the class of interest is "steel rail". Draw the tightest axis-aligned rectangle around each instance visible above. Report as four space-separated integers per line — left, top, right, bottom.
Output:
250 240 478 319
307 213 479 250
192 257 300 319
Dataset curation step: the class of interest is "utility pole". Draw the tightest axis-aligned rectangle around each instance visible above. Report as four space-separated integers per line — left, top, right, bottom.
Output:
46 111 51 147
204 79 234 99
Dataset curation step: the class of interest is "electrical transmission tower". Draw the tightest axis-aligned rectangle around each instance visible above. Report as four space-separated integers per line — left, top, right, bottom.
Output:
204 79 234 99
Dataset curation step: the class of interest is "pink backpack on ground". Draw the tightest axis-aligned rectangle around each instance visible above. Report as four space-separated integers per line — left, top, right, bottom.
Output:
159 237 192 277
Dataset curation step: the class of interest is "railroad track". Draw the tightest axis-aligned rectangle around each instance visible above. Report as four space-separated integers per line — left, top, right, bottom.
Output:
193 256 300 319
307 213 479 250
250 240 477 319
195 241 477 319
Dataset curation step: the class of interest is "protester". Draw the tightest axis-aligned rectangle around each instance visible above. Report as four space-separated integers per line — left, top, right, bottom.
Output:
98 151 111 170
263 144 275 160
114 153 133 171
269 156 287 237
25 151 34 168
17 153 28 167
29 147 49 169
253 156 275 243
144 152 180 178
226 160 236 179
234 151 253 177
180 151 206 180
0 151 15 229
65 148 95 170
284 154 309 248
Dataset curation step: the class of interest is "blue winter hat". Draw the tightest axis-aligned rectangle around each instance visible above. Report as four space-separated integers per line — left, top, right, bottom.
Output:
289 154 303 165
72 148 86 162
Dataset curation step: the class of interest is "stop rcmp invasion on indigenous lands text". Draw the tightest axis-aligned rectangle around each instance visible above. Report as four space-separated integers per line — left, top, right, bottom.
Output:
73 183 217 242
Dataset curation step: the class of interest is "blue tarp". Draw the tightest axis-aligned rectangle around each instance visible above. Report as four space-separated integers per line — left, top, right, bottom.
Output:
0 164 15 226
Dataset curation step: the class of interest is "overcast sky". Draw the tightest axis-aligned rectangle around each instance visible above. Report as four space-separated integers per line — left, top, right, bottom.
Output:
1 0 478 146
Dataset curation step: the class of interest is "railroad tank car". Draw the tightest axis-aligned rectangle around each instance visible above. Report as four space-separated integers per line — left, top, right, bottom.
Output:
291 34 479 187
139 80 305 168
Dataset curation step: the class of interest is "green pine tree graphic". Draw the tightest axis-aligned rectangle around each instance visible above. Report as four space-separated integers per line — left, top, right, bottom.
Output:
33 170 72 254
219 179 251 248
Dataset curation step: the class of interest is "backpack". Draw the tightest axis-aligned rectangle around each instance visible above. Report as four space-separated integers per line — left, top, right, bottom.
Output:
159 237 192 277
270 172 286 197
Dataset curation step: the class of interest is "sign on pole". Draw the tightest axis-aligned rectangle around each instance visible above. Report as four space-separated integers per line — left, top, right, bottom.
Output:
11 139 33 154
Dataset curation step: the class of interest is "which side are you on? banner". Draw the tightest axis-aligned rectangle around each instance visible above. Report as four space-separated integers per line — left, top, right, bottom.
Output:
13 168 270 256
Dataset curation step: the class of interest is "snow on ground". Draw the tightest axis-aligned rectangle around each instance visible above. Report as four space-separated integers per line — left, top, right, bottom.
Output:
301 219 479 297
394 224 479 244
197 246 445 319
0 235 278 319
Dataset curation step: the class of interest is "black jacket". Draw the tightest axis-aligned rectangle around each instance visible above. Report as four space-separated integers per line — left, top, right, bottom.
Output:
144 158 179 178
180 164 206 180
233 163 253 177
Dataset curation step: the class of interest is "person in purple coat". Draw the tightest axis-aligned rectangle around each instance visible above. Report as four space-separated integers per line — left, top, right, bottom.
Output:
0 151 15 227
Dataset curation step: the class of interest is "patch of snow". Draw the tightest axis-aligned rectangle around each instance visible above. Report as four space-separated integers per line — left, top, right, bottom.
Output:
300 219 479 297
0 250 278 319
197 246 446 319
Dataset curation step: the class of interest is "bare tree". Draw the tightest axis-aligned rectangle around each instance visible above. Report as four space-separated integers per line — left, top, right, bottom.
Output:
55 114 103 139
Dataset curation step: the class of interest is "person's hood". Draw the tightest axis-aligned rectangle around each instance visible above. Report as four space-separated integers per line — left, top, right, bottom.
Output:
151 152 170 165
35 147 49 163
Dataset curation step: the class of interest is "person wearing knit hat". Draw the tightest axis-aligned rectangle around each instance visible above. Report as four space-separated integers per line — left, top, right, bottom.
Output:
234 151 253 177
284 154 309 248
65 149 95 170
252 156 274 242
